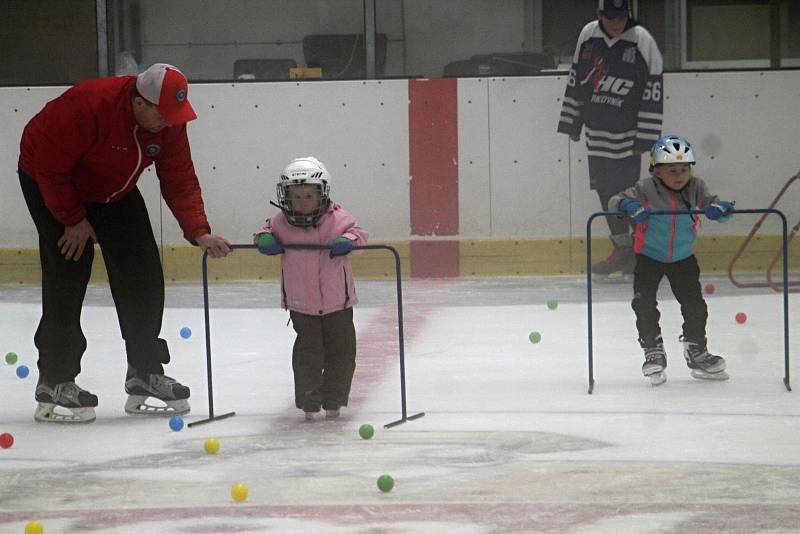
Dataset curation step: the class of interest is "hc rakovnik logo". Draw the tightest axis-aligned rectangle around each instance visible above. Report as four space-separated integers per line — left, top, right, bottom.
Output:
176 89 186 103
594 75 634 96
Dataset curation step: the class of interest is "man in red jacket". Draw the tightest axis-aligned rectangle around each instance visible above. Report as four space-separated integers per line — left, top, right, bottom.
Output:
18 63 231 423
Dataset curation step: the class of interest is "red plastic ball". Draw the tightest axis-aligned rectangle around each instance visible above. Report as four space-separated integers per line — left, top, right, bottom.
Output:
735 312 747 324
0 432 13 449
704 283 715 294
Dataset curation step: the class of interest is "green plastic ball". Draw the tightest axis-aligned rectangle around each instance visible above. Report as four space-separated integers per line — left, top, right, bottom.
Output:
5 352 18 365
359 424 375 440
529 331 542 344
377 474 394 493
546 299 558 310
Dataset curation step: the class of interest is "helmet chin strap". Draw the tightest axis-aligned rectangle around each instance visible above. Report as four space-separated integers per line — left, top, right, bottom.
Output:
271 199 331 227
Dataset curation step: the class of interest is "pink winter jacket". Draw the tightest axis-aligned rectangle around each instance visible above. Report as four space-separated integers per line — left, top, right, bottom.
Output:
255 203 368 316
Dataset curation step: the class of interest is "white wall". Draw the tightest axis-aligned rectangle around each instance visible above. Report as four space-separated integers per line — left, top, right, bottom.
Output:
2 70 799 248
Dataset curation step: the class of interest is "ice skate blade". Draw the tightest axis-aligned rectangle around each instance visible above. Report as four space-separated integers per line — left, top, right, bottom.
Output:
325 409 340 420
124 395 190 416
34 402 96 424
647 371 667 386
591 272 633 284
304 412 316 422
690 369 729 381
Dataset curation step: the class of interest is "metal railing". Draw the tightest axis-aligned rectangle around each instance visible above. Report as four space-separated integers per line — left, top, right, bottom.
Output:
586 208 791 394
189 243 425 428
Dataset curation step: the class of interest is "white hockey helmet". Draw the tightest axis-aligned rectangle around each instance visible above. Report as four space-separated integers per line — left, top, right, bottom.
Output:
276 156 331 227
650 135 696 166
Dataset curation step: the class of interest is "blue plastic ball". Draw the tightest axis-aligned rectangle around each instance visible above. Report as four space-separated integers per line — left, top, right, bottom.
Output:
16 365 30 379
169 415 184 431
179 327 192 339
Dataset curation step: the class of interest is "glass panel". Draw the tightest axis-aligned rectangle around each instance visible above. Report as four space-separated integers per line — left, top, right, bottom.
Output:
107 0 364 81
687 1 770 62
781 1 800 64
637 0 670 67
0 0 97 85
541 0 599 69
377 0 557 78
541 0 670 70
4 0 798 87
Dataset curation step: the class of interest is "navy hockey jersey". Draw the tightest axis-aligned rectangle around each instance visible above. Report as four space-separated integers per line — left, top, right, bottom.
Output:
557 20 663 159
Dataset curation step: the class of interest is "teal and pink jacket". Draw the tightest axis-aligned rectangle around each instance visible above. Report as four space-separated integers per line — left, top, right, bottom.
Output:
609 175 721 263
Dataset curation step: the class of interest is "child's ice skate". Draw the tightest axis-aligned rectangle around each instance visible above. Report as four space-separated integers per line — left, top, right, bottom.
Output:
323 400 340 420
641 338 667 386
124 367 191 416
681 336 729 380
34 379 98 423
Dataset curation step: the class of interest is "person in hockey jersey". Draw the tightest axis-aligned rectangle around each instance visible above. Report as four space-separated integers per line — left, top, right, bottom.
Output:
557 0 663 280
254 157 368 421
609 135 734 386
18 63 232 423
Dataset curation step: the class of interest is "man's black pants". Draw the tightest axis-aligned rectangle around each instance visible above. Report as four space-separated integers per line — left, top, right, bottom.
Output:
19 169 170 386
632 253 708 346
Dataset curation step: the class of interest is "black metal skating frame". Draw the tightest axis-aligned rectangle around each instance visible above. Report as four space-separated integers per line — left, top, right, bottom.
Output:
585 208 791 394
188 243 425 428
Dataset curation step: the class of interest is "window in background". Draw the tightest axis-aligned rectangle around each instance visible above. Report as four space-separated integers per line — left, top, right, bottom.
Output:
106 0 365 81
539 0 671 70
542 1 682 71
686 0 770 67
378 0 554 78
541 0 598 69
0 0 98 85
3 0 797 88
683 0 799 68
780 1 800 65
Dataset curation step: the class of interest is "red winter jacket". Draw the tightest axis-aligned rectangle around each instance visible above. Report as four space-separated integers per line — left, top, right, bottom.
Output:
19 76 211 242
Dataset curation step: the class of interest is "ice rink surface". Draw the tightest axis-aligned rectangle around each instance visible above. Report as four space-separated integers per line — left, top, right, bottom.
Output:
1 275 799 533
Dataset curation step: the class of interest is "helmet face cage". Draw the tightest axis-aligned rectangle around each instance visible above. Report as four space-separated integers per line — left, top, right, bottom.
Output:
276 157 331 227
650 135 696 166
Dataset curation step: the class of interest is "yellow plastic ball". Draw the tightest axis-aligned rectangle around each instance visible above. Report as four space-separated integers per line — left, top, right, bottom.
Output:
231 483 248 502
204 438 220 454
25 521 44 534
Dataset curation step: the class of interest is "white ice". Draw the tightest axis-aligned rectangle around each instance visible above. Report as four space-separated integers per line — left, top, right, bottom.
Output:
0 276 798 533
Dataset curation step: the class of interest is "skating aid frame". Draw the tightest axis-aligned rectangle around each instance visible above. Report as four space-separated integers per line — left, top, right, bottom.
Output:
727 172 800 293
585 208 791 394
188 243 425 428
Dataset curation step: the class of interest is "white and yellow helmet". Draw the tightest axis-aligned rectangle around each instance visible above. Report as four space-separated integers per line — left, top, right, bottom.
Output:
650 135 696 166
276 156 332 227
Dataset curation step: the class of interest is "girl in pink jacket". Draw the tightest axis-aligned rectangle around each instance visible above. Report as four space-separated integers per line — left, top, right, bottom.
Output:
254 157 368 420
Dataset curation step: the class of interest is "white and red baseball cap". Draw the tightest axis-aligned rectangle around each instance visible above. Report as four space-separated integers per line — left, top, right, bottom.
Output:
136 63 197 124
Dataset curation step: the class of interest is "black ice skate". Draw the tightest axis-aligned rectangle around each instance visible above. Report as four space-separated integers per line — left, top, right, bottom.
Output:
124 367 190 416
641 338 667 386
303 399 322 421
34 379 98 423
323 400 340 420
681 336 729 380
591 245 635 283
